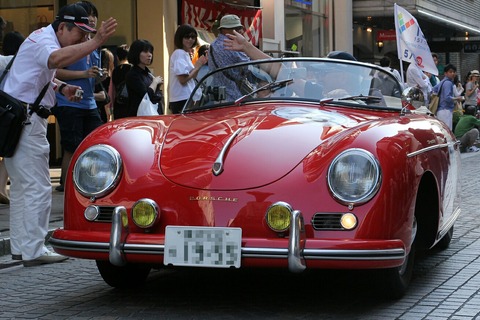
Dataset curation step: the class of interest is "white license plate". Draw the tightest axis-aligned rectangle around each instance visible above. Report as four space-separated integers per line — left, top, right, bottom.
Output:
164 226 242 268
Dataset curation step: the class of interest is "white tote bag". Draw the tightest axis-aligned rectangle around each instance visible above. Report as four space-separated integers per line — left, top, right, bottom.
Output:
137 92 159 116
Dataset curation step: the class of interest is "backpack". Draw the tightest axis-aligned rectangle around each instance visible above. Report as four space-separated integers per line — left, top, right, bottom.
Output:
115 81 128 105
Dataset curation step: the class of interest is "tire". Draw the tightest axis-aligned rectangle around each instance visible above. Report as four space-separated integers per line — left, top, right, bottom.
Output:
379 217 417 299
435 226 454 250
96 260 151 288
379 241 416 299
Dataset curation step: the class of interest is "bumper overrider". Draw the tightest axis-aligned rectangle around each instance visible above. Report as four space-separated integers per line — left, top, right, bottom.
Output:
49 206 406 272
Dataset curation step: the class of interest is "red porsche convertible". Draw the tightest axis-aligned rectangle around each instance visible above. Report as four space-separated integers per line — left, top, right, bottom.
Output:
50 58 461 298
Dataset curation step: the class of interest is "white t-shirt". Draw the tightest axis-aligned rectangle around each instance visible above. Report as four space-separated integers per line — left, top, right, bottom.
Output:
1 25 59 107
168 48 196 103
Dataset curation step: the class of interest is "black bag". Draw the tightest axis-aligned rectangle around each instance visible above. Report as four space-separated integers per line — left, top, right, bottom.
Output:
0 55 50 157
115 81 128 104
0 90 27 157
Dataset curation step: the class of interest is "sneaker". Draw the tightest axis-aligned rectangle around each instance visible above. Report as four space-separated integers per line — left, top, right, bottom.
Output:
55 184 64 192
0 193 9 205
467 146 480 153
23 251 68 267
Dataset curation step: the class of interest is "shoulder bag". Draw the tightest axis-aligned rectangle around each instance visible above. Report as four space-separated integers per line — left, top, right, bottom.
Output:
0 56 49 157
428 80 445 115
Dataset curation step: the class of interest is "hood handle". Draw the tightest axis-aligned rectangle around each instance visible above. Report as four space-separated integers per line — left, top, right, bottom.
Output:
212 128 242 176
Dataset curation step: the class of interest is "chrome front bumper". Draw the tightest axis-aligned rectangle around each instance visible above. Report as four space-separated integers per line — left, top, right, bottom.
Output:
50 206 406 273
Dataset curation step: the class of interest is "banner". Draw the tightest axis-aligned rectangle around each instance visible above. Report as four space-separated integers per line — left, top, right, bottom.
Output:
394 3 437 75
182 0 262 46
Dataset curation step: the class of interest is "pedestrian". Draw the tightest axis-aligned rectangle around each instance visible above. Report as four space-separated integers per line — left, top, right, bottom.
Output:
463 69 479 110
53 0 105 193
2 3 116 266
95 47 114 122
208 14 273 100
168 24 207 114
111 44 131 120
406 61 431 106
125 39 164 116
379 56 403 87
0 30 25 205
455 105 480 153
432 64 457 130
428 53 440 87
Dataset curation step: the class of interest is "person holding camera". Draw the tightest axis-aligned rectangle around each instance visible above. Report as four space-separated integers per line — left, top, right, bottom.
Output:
53 1 105 192
168 24 207 114
2 2 116 266
464 70 479 110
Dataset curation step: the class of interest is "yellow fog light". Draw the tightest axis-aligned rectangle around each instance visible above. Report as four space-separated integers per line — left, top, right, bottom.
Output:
340 213 357 230
266 202 292 232
132 199 159 228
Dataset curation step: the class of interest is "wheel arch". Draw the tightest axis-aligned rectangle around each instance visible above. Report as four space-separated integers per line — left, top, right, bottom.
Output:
413 171 440 251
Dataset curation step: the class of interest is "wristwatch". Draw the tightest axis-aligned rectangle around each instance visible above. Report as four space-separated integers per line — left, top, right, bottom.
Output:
59 83 67 96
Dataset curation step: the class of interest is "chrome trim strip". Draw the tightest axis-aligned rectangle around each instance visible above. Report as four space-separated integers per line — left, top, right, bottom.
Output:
212 128 241 176
407 143 449 157
288 210 306 272
109 206 128 266
50 239 404 261
437 207 461 240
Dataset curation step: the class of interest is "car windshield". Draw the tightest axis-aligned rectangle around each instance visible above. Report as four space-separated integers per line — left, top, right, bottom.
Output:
183 58 404 112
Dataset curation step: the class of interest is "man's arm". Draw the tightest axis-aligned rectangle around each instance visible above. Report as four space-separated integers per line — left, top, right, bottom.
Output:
48 18 117 70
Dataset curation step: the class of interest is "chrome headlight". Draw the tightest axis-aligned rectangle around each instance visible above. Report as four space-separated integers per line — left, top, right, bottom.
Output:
73 144 122 198
327 149 381 205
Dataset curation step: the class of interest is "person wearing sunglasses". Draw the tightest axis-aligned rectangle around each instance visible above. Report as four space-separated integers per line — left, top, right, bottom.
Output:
168 24 207 114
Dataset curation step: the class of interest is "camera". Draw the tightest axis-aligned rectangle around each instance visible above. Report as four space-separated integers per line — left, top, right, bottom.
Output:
75 89 84 99
98 70 104 78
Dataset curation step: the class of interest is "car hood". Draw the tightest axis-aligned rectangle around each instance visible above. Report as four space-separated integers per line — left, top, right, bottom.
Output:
160 105 361 190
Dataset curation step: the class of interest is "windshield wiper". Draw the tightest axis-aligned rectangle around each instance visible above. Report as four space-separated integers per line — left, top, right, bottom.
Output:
235 78 293 105
337 95 382 103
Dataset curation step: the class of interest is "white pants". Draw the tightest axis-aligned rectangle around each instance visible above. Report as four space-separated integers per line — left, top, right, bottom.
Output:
0 158 8 199
436 109 453 130
4 113 51 260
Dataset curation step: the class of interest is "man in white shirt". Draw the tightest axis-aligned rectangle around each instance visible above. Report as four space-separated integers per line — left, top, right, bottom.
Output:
406 62 432 106
2 3 117 267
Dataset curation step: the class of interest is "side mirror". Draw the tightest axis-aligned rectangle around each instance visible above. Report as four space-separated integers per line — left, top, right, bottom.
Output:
401 86 425 108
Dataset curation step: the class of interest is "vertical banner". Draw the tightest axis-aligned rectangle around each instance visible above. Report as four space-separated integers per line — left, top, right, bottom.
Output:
182 0 262 46
394 3 437 75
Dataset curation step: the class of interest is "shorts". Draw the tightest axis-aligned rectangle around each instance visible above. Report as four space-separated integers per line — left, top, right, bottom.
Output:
54 106 103 153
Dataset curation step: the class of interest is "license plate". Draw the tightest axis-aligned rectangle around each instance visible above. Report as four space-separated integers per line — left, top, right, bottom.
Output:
164 226 242 268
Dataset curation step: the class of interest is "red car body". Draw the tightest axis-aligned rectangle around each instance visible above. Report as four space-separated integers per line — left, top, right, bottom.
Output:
51 58 460 298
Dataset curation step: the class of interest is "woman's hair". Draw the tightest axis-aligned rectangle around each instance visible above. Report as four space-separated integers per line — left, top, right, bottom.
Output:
2 31 25 55
116 44 129 61
128 39 154 65
101 48 114 75
173 24 198 50
197 44 210 57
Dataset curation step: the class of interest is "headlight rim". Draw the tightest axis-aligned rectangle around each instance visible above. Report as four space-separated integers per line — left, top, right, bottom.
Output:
327 148 381 205
73 144 122 198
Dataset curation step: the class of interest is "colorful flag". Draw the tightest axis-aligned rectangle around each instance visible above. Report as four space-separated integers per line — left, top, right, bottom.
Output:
394 3 438 75
182 0 262 46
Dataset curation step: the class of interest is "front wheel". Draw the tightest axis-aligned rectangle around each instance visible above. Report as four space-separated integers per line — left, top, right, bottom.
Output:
96 260 151 288
435 226 454 250
379 217 417 299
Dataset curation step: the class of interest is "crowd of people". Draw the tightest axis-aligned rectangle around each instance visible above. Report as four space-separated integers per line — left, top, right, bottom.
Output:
1 3 479 268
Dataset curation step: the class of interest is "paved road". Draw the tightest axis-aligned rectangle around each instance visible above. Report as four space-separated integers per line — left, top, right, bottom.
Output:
0 153 479 319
